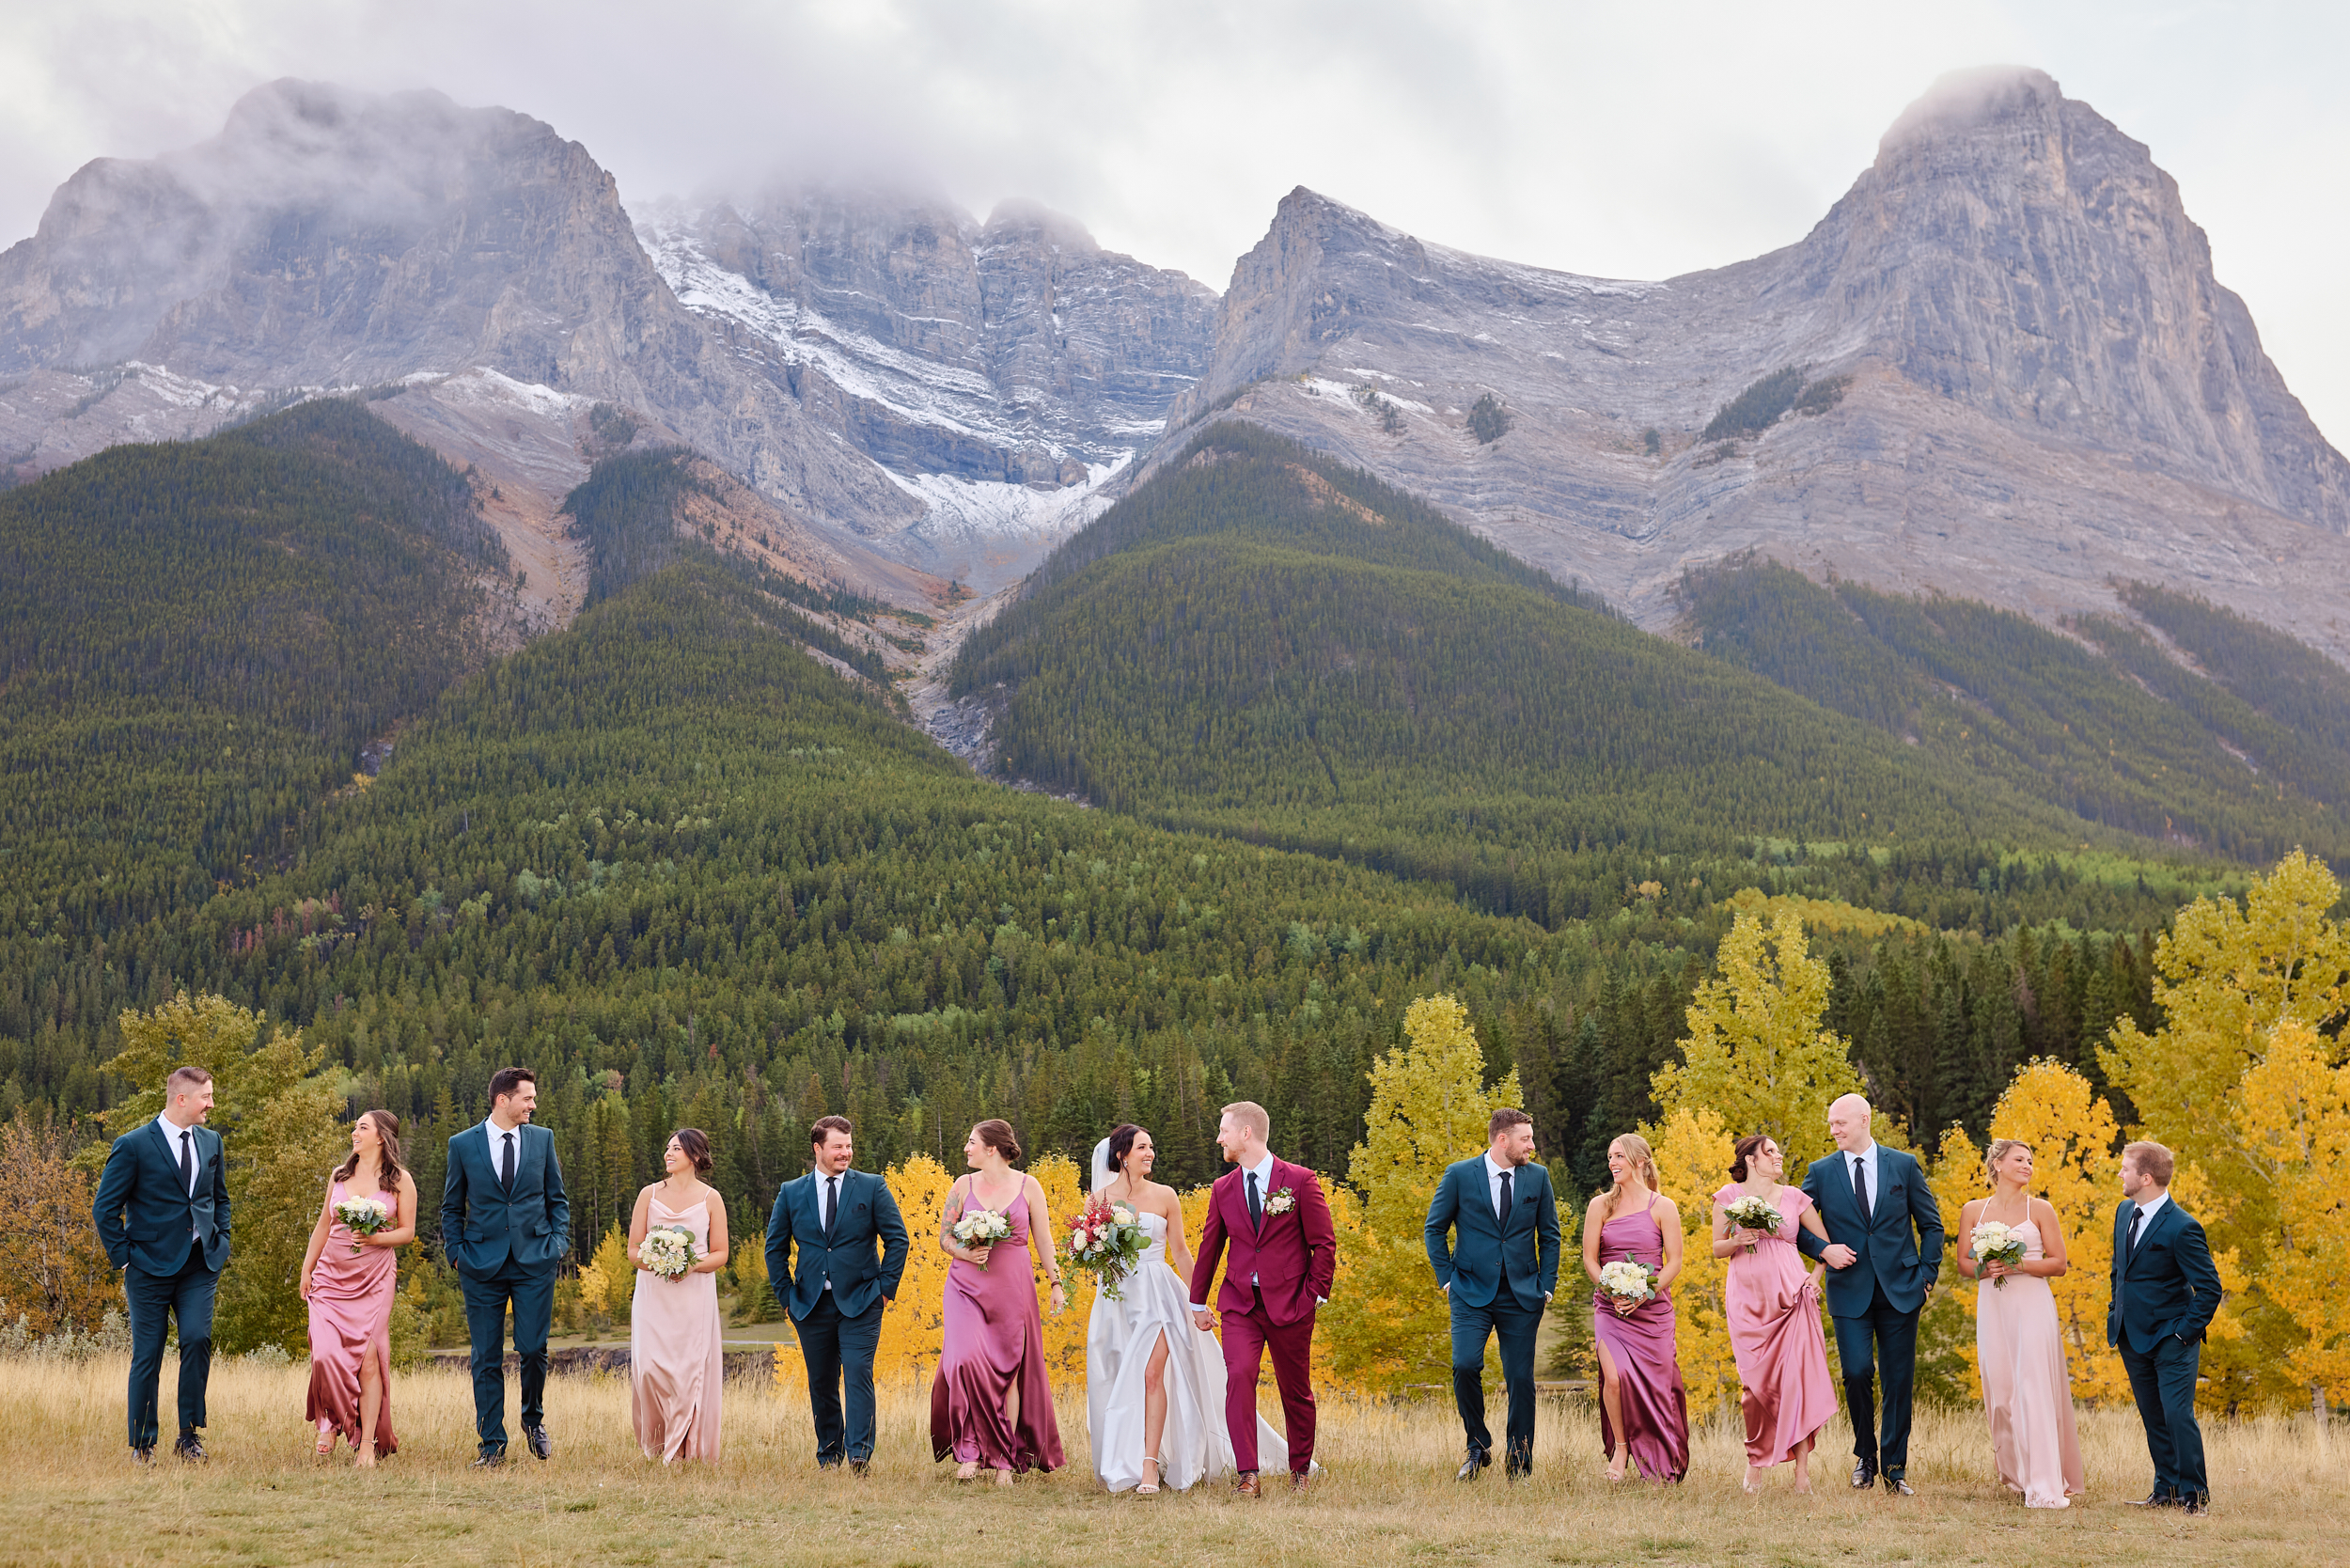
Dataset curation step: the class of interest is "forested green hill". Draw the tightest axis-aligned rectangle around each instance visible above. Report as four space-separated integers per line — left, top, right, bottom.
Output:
1677 558 2350 862
951 424 2156 926
0 400 508 934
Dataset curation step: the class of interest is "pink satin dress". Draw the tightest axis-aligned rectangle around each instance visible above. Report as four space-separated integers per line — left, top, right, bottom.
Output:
1718 1184 1837 1467
631 1194 725 1463
1591 1196 1689 1482
931 1186 1065 1473
306 1180 399 1455
1976 1217 2084 1507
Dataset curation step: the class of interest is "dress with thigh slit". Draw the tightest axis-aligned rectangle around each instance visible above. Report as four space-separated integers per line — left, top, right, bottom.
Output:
1591 1195 1689 1482
931 1186 1065 1472
306 1179 400 1455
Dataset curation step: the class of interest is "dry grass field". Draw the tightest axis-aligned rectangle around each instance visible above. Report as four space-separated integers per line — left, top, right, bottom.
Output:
0 1356 2338 1567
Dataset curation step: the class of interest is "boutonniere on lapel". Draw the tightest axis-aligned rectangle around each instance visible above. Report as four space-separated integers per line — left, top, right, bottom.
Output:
1265 1187 1296 1215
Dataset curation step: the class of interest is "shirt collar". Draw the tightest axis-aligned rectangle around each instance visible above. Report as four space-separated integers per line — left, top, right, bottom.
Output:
157 1111 198 1137
1243 1152 1277 1189
1484 1152 1512 1182
1850 1141 1879 1166
2135 1191 2170 1220
482 1118 522 1140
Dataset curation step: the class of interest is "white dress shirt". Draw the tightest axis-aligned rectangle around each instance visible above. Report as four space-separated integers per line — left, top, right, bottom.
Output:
2130 1190 2170 1239
1484 1153 1514 1217
156 1111 202 1197
820 1172 841 1290
480 1118 525 1186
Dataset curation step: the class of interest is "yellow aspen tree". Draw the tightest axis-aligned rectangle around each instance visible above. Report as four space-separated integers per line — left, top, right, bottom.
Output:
1985 1061 2132 1404
1325 994 1521 1395
1646 1105 1739 1415
2102 850 2349 1245
2233 1020 2350 1412
1652 910 1861 1169
1925 1123 1988 1399
1027 1152 1091 1382
870 1154 952 1384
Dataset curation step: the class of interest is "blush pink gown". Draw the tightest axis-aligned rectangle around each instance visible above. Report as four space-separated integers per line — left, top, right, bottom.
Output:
1717 1184 1837 1468
306 1179 399 1455
1591 1196 1690 1482
931 1187 1065 1473
631 1194 725 1462
1976 1217 2084 1507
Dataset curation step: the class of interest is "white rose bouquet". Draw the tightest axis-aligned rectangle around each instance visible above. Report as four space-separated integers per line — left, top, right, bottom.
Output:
951 1207 1012 1269
1067 1196 1151 1301
1723 1194 1782 1254
640 1223 698 1280
1597 1259 1657 1306
1970 1220 2026 1290
333 1195 391 1256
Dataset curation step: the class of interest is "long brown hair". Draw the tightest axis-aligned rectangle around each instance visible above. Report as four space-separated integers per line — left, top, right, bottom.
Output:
333 1109 407 1190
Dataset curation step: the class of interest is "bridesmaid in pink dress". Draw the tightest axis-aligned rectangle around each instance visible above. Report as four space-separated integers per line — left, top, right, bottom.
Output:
628 1129 730 1463
932 1120 1067 1483
1712 1134 1838 1494
299 1109 416 1465
1582 1134 1689 1483
1960 1139 2084 1508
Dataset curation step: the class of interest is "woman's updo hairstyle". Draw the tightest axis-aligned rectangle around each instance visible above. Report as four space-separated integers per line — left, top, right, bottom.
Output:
670 1127 713 1174
1105 1123 1143 1173
973 1119 1022 1164
1729 1134 1772 1184
1983 1138 2030 1186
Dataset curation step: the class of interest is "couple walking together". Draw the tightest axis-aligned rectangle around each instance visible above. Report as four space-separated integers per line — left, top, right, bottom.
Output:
766 1100 1335 1494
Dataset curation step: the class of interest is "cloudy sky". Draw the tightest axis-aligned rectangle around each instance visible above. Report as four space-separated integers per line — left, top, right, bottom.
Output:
3 0 2343 444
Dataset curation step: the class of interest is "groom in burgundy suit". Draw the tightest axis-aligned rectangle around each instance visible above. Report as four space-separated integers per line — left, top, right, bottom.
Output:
1189 1100 1338 1495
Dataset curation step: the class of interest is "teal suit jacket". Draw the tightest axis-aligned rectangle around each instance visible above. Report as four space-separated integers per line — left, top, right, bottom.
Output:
2107 1199 2222 1354
765 1168 909 1321
93 1119 230 1277
1797 1145 1943 1316
1424 1156 1560 1310
439 1121 570 1278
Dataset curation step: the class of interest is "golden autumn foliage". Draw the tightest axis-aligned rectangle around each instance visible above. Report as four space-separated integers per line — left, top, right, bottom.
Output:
1325 995 1522 1396
2232 1019 2350 1403
1646 1105 1739 1416
868 1154 953 1386
1652 910 1860 1173
0 1114 118 1337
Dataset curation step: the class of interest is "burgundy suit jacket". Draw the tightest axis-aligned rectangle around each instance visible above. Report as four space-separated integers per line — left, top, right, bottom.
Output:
1189 1158 1338 1325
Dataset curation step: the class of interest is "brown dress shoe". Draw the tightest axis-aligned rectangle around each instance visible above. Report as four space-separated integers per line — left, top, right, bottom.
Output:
1234 1472 1261 1497
1290 1471 1312 1493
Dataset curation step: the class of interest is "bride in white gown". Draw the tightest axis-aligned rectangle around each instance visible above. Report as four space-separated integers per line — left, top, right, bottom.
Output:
1088 1125 1291 1493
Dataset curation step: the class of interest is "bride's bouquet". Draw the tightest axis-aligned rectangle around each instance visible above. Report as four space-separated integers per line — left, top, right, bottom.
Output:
1066 1197 1151 1301
1970 1220 2026 1290
333 1195 391 1256
1596 1259 1657 1306
1722 1194 1781 1254
640 1224 698 1280
951 1207 1012 1269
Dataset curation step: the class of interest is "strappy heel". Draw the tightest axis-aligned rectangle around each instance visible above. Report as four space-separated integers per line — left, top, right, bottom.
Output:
1136 1455 1162 1495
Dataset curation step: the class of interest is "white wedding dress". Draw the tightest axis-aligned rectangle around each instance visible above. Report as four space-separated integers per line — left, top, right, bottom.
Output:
1086 1208 1292 1492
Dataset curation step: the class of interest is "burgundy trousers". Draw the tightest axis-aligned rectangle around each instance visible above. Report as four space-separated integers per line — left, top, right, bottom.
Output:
1223 1287 1316 1474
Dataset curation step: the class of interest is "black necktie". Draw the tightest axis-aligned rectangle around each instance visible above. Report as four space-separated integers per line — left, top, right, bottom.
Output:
1853 1156 1871 1222
500 1132 515 1193
2126 1205 2143 1260
824 1176 838 1241
1247 1170 1262 1231
1498 1168 1513 1231
180 1130 195 1194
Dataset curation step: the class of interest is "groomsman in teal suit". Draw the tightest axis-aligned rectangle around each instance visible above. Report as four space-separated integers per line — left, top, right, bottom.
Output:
1425 1107 1560 1480
441 1066 570 1466
767 1115 909 1471
93 1064 230 1464
2109 1139 2222 1513
1795 1093 1943 1495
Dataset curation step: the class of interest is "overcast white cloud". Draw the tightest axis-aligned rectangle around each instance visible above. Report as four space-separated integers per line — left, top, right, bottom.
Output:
2 0 2343 445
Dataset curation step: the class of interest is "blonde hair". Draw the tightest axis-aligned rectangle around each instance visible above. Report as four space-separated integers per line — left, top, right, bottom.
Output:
1983 1138 2029 1186
1221 1101 1269 1142
1606 1134 1659 1199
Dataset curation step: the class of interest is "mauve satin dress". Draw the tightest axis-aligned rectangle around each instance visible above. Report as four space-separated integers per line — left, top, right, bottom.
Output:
306 1180 400 1455
931 1186 1065 1473
1592 1196 1690 1482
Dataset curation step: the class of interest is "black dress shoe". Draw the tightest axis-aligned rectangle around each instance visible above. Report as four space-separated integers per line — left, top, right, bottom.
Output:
1881 1473 1916 1497
1457 1448 1491 1482
1850 1459 1877 1489
2179 1492 2210 1515
524 1425 553 1461
471 1450 506 1468
849 1458 870 1476
131 1446 154 1466
173 1434 207 1464
2124 1490 2175 1507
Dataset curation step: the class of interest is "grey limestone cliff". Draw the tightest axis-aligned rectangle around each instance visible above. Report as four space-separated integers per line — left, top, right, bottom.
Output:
1157 68 2350 660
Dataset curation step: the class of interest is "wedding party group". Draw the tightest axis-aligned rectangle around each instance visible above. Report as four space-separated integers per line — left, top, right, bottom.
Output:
92 1062 2226 1515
